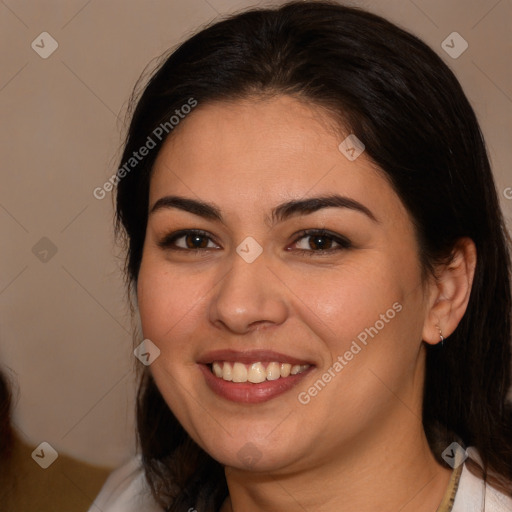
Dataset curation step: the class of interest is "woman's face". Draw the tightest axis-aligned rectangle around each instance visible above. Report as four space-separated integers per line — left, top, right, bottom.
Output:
137 95 431 472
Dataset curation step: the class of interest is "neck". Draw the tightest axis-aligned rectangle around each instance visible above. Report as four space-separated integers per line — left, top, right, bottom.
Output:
221 412 451 512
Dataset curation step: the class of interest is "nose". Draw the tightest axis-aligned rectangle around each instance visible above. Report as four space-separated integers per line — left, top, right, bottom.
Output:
209 249 288 334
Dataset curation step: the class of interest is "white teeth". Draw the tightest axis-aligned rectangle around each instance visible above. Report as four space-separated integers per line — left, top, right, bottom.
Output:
232 362 248 382
212 362 223 378
266 362 281 381
290 364 301 375
290 364 309 375
222 362 233 381
280 363 291 378
247 362 267 383
210 361 310 382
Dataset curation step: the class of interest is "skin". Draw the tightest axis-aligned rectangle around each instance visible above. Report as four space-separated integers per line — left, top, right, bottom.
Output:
136 95 477 512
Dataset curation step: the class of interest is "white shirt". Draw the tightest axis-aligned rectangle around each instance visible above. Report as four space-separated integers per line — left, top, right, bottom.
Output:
87 455 162 512
452 452 512 511
88 450 512 512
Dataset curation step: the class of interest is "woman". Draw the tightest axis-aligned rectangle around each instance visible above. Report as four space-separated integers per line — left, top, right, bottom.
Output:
90 1 512 511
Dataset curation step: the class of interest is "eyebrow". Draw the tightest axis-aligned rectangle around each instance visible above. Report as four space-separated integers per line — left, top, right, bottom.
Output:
149 194 378 225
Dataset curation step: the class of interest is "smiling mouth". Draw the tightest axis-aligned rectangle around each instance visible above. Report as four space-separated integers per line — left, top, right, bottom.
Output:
210 361 311 383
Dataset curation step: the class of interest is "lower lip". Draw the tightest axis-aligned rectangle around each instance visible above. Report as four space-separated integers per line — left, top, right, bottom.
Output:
198 364 313 404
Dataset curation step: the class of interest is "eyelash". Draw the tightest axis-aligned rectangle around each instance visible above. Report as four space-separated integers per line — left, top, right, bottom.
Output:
157 229 352 256
292 229 352 256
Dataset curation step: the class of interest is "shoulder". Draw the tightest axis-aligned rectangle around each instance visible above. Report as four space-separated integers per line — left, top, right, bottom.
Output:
452 448 512 512
87 454 163 512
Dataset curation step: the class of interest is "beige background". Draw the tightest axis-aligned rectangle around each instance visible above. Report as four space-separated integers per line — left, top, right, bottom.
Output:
1 0 511 469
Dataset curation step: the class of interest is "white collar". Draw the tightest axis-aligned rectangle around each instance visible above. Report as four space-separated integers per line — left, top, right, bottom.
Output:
89 450 512 512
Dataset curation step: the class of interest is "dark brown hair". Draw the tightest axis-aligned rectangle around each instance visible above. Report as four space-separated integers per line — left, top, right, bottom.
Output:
115 2 512 509
0 370 14 465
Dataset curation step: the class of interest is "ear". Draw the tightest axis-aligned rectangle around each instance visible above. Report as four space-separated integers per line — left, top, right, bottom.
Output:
422 237 477 345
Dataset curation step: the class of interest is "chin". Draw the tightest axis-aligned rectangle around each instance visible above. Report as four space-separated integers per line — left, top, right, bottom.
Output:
192 421 311 473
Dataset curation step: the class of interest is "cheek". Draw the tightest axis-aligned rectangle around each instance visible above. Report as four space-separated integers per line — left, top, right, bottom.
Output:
136 238 423 365
283 258 407 347
293 258 424 401
136 254 211 356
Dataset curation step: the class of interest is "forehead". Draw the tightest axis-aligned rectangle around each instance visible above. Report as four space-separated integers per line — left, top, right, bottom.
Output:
149 95 403 225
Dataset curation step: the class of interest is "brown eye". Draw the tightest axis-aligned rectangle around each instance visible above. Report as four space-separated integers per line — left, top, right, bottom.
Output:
183 233 209 249
158 230 220 251
306 234 335 250
292 229 351 255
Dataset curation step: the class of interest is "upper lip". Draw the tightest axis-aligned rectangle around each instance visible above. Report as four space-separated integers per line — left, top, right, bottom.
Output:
197 349 314 366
